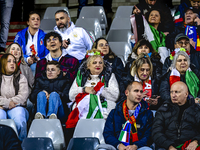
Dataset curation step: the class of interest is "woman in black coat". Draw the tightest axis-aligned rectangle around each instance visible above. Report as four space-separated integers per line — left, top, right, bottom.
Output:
120 53 161 111
30 61 71 122
125 39 162 83
92 37 124 84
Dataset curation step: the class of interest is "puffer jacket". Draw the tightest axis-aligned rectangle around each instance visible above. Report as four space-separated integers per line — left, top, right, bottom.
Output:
30 72 71 115
103 100 153 149
103 55 124 85
152 98 200 149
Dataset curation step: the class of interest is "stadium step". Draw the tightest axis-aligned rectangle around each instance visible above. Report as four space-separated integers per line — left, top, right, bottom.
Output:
6 22 27 47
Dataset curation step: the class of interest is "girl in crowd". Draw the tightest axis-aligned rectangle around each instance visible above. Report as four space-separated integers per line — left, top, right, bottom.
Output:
14 11 49 75
0 54 29 141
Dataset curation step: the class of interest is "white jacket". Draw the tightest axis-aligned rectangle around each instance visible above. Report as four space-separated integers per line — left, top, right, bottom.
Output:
54 22 93 60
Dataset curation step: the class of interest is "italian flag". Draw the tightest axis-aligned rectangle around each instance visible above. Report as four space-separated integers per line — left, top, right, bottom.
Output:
174 11 183 24
169 68 181 87
130 14 169 63
66 81 107 128
118 120 131 146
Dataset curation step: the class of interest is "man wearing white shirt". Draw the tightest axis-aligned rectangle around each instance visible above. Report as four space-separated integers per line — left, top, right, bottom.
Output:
54 10 93 62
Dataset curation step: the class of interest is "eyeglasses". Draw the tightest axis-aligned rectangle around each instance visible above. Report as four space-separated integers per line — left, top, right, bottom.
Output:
98 43 109 47
177 41 190 46
47 38 58 43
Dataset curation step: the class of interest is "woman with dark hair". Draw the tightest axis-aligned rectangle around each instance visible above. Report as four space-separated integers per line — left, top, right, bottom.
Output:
6 43 34 95
92 37 124 84
0 54 29 141
130 8 169 63
14 11 49 75
125 39 162 84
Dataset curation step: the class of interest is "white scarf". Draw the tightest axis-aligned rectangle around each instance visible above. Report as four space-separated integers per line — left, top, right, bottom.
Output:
25 29 38 56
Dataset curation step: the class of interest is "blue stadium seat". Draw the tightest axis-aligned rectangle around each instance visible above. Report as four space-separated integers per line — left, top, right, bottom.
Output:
22 137 54 150
0 119 18 137
67 137 100 150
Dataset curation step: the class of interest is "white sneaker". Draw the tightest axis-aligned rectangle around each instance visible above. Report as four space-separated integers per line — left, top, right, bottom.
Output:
35 112 44 119
49 113 57 119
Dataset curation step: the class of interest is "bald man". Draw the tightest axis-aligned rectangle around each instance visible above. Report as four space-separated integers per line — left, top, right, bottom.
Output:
152 81 200 150
103 81 153 150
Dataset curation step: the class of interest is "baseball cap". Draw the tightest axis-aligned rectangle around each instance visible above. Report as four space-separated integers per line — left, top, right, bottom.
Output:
174 33 189 43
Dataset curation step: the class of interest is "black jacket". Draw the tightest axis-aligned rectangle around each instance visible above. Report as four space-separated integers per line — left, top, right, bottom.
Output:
152 98 200 149
30 72 71 114
160 68 200 102
162 47 200 74
132 0 174 33
103 55 124 85
0 125 22 150
118 72 161 110
125 52 163 83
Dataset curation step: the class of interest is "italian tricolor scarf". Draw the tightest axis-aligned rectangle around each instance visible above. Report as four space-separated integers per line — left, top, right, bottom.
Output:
65 70 107 128
169 68 200 98
135 75 152 102
185 25 200 51
118 100 141 146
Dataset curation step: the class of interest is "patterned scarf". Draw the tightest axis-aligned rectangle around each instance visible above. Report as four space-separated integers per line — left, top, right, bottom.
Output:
118 100 141 146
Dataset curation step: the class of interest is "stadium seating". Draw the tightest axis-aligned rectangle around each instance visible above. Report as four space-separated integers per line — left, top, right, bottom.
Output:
109 18 131 30
108 42 132 63
22 137 54 150
79 6 107 35
115 6 133 18
75 18 102 39
67 137 100 150
40 19 56 33
0 119 18 137
73 119 106 144
28 119 65 150
43 7 70 19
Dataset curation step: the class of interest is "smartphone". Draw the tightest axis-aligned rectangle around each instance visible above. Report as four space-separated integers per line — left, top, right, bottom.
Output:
151 95 158 99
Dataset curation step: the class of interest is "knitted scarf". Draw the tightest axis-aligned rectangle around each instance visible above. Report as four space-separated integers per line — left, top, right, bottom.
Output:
169 68 200 98
176 140 200 150
118 100 141 146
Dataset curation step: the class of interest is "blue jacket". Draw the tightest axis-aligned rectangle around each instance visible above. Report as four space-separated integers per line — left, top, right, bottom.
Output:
103 100 153 149
14 27 49 62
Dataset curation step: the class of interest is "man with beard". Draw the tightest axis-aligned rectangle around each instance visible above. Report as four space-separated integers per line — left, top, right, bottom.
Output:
54 10 93 62
152 81 200 150
35 31 79 81
174 0 200 27
132 0 174 33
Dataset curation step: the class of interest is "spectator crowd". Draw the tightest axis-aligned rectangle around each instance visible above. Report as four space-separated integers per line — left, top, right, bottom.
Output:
1 0 200 149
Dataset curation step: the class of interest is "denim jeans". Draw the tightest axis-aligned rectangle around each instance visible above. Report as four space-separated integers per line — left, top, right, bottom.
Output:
0 106 29 141
30 62 36 76
0 0 14 48
37 91 66 120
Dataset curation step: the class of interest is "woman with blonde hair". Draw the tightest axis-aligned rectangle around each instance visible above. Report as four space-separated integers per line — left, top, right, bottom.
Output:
120 53 161 111
66 49 119 128
6 43 34 95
